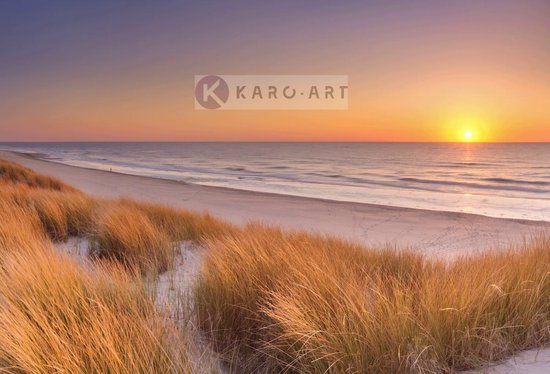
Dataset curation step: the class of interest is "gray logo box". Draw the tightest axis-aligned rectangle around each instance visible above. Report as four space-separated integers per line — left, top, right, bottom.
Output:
195 75 348 110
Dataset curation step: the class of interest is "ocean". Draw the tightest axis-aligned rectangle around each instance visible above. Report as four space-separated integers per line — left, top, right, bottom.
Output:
1 142 549 221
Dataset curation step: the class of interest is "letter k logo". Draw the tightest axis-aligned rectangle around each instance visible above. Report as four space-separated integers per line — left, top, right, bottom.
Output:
195 75 229 109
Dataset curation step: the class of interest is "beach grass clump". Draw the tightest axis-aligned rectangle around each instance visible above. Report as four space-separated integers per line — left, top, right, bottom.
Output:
194 225 426 371
89 202 176 275
263 269 419 373
32 189 95 239
195 227 550 373
417 239 550 370
118 198 234 242
0 243 190 373
0 161 193 372
0 159 94 242
0 195 47 254
0 185 94 241
0 158 76 191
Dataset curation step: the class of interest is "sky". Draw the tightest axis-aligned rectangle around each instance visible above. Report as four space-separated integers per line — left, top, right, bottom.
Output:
1 0 549 142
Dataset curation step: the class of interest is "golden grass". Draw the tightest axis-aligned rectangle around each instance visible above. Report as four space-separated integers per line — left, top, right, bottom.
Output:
195 226 550 373
0 158 236 275
0 195 46 254
0 243 190 372
0 160 192 373
0 159 230 273
1 158 549 373
3 186 95 241
36 189 94 238
117 198 234 242
0 159 76 191
87 198 234 274
89 202 175 275
0 158 94 242
417 242 550 370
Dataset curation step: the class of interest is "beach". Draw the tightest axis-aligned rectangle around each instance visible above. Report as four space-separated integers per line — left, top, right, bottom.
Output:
2 151 550 373
3 2 549 372
2 150 548 260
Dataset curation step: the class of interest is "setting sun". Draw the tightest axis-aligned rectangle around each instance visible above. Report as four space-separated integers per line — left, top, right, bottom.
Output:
443 114 490 142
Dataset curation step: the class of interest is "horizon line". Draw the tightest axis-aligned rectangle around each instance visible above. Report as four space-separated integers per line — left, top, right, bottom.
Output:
1 140 549 144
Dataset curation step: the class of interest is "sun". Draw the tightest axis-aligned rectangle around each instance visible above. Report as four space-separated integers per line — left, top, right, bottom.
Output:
445 113 489 142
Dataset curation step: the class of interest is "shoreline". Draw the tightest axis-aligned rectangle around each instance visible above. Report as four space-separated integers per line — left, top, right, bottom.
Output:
9 150 550 225
7 146 549 223
2 150 548 259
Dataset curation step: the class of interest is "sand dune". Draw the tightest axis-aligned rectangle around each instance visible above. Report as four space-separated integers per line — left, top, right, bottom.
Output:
3 150 549 373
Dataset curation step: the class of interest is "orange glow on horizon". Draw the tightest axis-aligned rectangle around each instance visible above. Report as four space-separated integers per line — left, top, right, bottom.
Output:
1 2 549 142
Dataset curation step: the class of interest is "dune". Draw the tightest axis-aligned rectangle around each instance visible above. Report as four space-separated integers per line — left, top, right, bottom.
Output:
1 151 549 373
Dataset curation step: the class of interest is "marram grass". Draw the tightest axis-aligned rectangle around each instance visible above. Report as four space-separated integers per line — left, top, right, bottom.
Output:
1 158 549 373
195 226 550 373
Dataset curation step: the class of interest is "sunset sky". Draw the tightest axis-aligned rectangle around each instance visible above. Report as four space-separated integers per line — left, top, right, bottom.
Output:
1 0 549 142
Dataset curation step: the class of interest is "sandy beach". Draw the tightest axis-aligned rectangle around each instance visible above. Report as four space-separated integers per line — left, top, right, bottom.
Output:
2 150 548 260
3 2 549 372
2 151 550 373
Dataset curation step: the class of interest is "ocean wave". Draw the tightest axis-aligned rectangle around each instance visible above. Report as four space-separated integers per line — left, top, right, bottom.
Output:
399 177 549 194
483 178 550 186
437 162 496 168
225 167 247 172
267 165 290 170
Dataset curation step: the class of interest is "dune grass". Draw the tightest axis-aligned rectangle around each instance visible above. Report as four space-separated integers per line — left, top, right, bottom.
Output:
89 202 176 275
0 195 191 373
1 157 549 373
0 247 191 373
0 194 46 253
116 198 233 242
2 185 95 241
87 199 233 275
0 159 94 241
0 158 75 191
0 158 230 274
0 159 229 371
195 226 550 373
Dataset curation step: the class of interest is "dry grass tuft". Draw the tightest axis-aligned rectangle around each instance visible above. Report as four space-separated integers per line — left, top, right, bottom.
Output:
0 243 190 373
0 163 192 372
195 227 550 373
118 198 234 242
0 185 94 241
0 159 76 191
417 240 550 371
0 195 47 254
89 202 176 275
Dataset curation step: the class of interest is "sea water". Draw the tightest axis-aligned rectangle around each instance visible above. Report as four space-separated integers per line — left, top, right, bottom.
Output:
1 142 549 221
